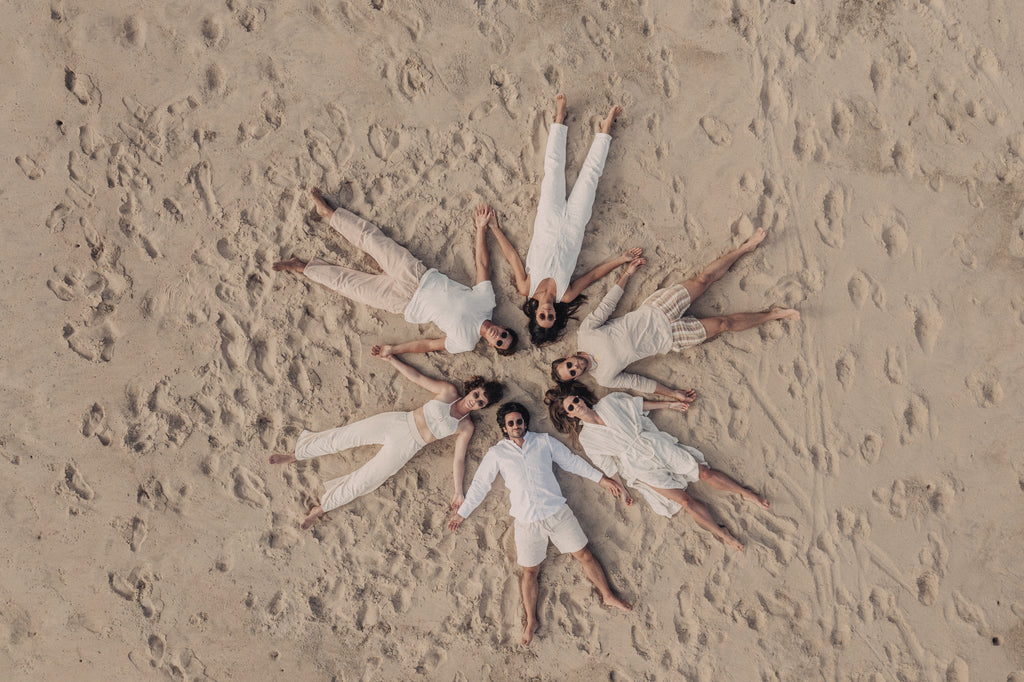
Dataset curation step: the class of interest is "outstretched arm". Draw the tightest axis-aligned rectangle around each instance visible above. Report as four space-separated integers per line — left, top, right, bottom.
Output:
611 473 634 505
374 338 447 357
486 211 529 296
450 421 475 510
563 249 644 303
371 345 457 397
473 204 494 285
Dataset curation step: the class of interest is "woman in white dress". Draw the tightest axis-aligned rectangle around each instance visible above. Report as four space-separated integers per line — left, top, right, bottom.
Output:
545 382 768 551
486 93 644 346
271 348 503 529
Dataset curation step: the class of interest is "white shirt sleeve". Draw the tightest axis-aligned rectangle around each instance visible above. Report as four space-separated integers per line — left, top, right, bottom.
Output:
579 284 624 332
456 451 500 518
546 435 603 482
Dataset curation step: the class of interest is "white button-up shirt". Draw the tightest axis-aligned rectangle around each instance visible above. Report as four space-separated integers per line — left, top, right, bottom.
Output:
457 431 603 523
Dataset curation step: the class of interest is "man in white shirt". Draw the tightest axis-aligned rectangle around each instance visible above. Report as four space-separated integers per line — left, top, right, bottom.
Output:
551 229 800 397
447 402 632 646
273 188 518 355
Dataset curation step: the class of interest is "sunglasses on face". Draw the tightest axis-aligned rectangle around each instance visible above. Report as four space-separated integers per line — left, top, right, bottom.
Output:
494 330 509 348
563 360 579 378
565 396 581 412
505 418 524 427
539 312 555 322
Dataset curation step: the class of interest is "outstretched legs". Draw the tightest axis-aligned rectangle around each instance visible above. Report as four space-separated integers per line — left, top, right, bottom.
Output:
699 306 800 341
698 466 770 509
599 104 622 134
571 546 633 612
682 228 767 302
554 93 567 124
519 565 540 646
653 485 744 551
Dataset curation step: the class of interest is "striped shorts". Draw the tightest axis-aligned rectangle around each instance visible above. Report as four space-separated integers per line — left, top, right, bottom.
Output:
642 284 707 350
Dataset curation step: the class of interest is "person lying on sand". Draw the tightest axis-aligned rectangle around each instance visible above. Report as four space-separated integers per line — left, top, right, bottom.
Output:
447 402 632 646
546 383 769 551
487 94 639 347
275 190 517 356
271 349 503 529
551 229 800 400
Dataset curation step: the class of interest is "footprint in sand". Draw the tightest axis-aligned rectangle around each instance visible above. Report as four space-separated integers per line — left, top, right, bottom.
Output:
64 68 101 106
200 16 225 47
130 516 148 552
964 368 1003 407
63 321 117 362
121 15 146 47
81 403 113 446
699 116 732 146
905 295 943 354
835 349 856 389
15 155 44 180
898 393 930 445
815 185 848 248
367 123 401 161
884 346 905 384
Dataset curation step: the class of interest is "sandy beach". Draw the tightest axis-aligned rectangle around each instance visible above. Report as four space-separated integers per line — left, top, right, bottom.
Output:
2 0 1023 679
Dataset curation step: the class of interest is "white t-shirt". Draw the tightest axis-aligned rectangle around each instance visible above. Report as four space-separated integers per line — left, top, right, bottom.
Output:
403 269 495 353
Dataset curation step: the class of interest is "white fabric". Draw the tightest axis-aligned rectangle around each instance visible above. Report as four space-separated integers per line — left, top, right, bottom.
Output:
404 269 495 354
578 284 673 393
514 504 588 567
294 411 427 512
457 431 603 522
578 392 708 517
421 398 465 440
525 123 612 300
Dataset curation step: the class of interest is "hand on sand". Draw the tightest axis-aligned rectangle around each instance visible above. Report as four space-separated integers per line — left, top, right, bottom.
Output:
371 344 394 359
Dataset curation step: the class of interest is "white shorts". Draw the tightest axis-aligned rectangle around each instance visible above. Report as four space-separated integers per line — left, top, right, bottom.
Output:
514 505 588 567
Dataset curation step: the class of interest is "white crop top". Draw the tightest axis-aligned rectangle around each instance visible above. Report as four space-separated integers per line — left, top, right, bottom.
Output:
422 399 465 439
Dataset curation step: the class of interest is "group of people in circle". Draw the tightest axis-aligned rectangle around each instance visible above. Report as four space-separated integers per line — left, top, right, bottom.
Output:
270 94 799 645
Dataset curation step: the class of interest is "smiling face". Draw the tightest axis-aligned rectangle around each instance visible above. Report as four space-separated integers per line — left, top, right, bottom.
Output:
535 302 556 328
556 354 590 382
462 387 489 412
502 411 527 440
484 324 512 350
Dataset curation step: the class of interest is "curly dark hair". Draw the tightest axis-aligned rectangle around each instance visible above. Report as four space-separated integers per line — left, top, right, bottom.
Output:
496 401 531 437
493 327 519 356
462 376 504 408
544 381 598 437
522 296 587 346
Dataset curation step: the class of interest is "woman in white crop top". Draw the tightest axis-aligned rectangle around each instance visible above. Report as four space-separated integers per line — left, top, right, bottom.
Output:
486 94 644 346
271 348 504 530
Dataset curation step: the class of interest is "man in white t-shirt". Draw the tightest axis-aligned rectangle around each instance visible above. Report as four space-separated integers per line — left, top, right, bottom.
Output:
447 402 632 646
273 188 518 355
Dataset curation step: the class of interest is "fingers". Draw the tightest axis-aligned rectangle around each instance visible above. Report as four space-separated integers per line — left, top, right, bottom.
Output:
370 345 382 356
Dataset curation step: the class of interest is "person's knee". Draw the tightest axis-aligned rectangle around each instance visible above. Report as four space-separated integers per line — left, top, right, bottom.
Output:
521 565 541 578
571 546 593 562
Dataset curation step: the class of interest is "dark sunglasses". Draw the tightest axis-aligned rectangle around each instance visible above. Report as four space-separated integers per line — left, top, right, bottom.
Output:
505 417 524 427
565 396 582 412
563 360 579 378
494 330 509 348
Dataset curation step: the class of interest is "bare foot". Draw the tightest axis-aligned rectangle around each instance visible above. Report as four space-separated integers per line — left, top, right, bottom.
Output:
269 452 297 464
554 93 567 124
521 620 539 646
768 306 801 322
600 105 622 134
309 187 335 220
602 593 633 612
741 228 767 252
720 528 744 551
300 505 324 530
741 489 770 509
272 258 306 273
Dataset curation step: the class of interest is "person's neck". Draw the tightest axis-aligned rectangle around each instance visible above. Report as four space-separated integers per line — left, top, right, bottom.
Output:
510 433 526 447
450 397 469 420
577 409 602 426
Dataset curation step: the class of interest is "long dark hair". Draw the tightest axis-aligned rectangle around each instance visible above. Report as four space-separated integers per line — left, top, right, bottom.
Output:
522 296 587 346
463 376 504 408
544 381 598 438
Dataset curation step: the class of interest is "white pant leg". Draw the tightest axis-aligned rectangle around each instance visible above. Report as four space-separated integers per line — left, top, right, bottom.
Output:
537 123 568 215
294 411 401 460
564 132 612 228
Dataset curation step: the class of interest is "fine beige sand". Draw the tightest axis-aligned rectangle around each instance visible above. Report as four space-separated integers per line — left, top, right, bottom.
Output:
3 0 1024 679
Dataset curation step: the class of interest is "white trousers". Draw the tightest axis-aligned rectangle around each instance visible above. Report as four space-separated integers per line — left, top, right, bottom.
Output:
296 411 427 512
526 123 612 299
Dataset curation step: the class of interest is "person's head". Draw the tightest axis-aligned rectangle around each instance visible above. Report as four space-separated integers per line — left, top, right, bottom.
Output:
544 381 598 436
483 321 519 356
460 376 505 411
550 353 591 383
496 402 531 439
522 296 587 346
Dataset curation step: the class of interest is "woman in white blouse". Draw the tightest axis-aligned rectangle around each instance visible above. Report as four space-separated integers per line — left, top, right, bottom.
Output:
486 93 643 346
545 382 768 551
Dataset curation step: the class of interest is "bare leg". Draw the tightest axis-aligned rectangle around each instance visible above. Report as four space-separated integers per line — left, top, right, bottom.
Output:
300 505 324 530
599 105 622 134
682 228 767 302
571 547 632 611
698 467 770 509
652 486 744 551
520 565 540 646
269 452 297 464
271 258 306 273
699 306 800 341
309 187 335 220
554 93 567 124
